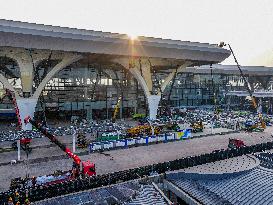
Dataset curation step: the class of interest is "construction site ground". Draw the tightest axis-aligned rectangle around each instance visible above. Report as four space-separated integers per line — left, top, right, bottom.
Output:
0 126 273 192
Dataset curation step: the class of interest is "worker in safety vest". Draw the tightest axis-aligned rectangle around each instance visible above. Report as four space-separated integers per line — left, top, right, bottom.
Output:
24 190 30 205
24 198 30 205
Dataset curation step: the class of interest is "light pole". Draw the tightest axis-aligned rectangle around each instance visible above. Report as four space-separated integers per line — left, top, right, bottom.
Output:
211 118 214 134
25 145 31 178
72 127 76 153
17 138 20 161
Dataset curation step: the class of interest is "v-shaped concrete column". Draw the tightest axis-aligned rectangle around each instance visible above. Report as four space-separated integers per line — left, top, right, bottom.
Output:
0 48 82 130
0 73 19 98
114 57 190 120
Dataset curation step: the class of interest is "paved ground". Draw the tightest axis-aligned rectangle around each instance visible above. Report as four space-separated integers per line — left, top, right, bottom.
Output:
0 127 272 192
0 127 231 164
0 128 232 164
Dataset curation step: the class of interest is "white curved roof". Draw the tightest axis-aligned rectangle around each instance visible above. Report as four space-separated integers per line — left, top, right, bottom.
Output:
0 19 230 63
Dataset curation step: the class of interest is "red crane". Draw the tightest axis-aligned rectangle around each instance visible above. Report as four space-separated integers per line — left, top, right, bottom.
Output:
24 116 96 178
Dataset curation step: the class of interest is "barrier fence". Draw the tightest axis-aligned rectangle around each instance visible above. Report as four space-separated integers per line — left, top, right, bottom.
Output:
1 140 273 204
90 130 192 152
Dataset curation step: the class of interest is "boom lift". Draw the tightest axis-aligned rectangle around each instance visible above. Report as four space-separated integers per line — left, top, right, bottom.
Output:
22 116 95 184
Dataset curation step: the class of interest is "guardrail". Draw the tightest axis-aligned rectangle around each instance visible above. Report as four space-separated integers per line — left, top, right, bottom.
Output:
1 140 273 204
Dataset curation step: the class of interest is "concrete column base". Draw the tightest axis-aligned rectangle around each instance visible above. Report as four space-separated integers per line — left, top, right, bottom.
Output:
86 108 93 120
147 95 161 120
16 98 38 130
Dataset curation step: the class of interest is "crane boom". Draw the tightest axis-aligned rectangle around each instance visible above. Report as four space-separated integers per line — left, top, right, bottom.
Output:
227 44 266 129
24 116 81 165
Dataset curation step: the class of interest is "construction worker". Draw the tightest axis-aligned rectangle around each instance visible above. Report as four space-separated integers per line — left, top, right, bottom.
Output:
31 176 36 187
7 197 14 205
72 167 77 178
24 190 30 205
24 198 30 205
14 191 20 204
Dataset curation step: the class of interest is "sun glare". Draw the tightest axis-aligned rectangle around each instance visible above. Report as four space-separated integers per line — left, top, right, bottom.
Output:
127 33 138 41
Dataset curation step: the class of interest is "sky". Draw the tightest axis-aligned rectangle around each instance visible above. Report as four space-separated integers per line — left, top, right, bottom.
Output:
0 0 273 66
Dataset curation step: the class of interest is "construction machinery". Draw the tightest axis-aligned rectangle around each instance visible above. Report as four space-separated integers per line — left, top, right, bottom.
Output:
220 42 266 131
126 124 161 137
190 121 204 133
10 116 96 189
228 138 245 149
24 116 95 176
77 132 88 148
244 120 265 132
163 121 180 132
112 96 121 122
11 138 32 153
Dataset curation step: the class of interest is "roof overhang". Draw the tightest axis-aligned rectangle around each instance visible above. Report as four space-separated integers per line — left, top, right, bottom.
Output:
0 19 230 64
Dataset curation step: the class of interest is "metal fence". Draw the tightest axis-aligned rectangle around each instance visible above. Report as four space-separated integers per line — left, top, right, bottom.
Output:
89 131 191 152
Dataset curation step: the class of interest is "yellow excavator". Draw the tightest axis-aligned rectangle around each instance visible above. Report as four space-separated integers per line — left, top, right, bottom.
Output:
126 124 161 137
